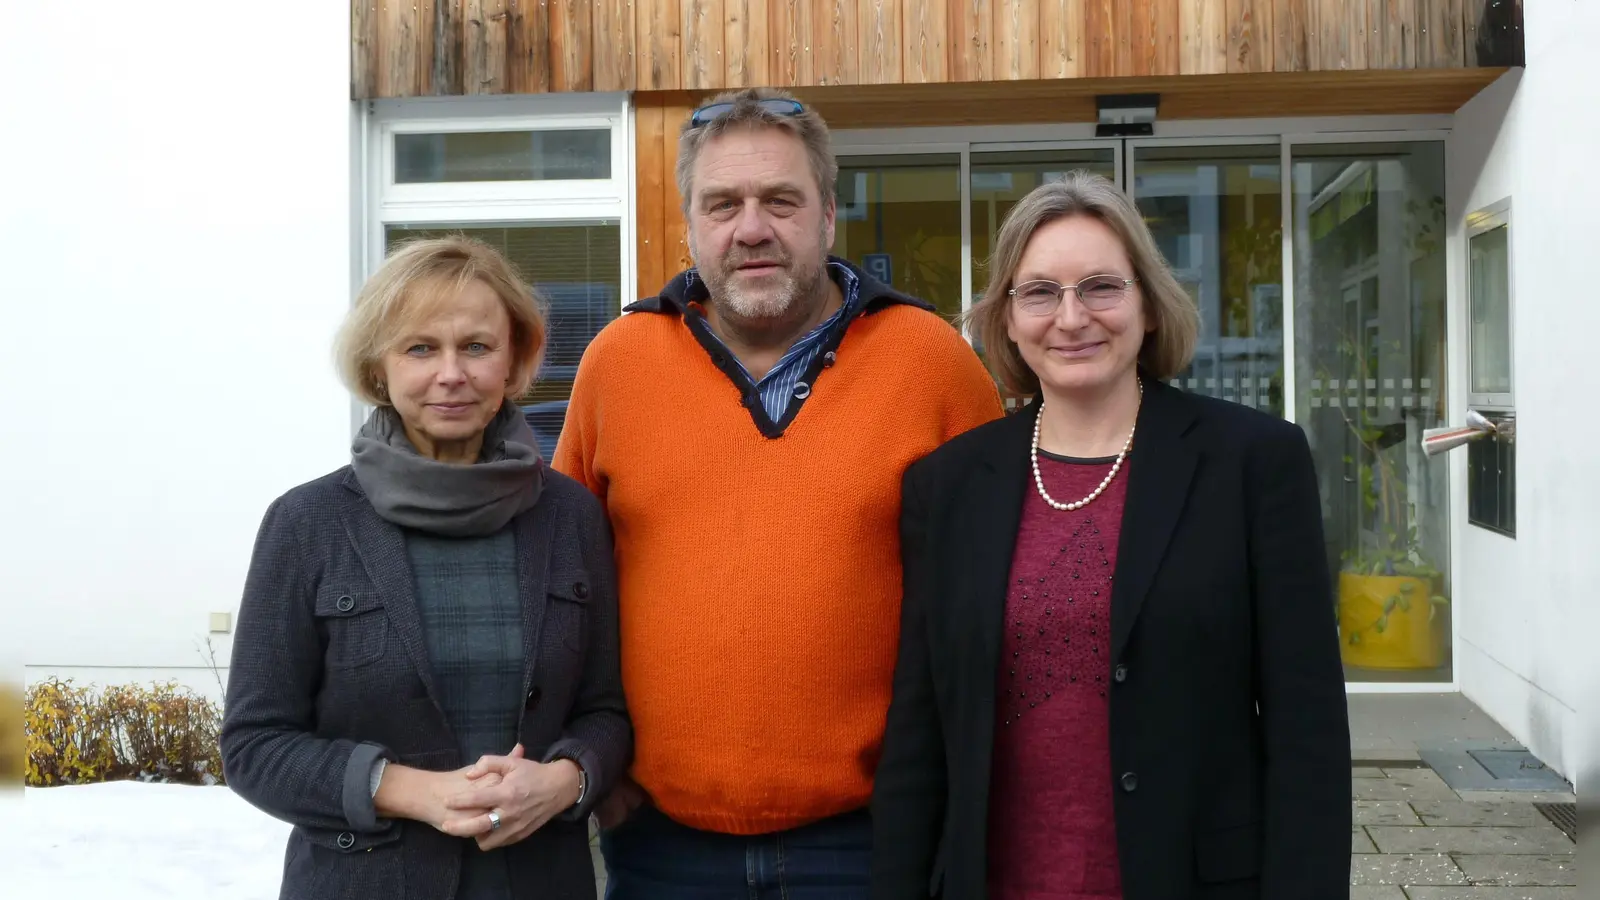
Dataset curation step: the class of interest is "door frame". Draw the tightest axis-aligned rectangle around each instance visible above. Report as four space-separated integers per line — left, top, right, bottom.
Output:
833 117 1461 694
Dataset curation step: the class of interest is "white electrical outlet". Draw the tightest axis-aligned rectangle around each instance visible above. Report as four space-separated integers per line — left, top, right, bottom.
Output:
209 612 233 634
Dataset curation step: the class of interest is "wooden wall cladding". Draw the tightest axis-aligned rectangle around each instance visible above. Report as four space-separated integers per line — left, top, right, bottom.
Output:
352 0 1523 98
633 95 697 300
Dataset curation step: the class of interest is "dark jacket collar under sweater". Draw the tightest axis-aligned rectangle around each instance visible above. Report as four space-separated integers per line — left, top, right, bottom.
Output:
623 256 936 439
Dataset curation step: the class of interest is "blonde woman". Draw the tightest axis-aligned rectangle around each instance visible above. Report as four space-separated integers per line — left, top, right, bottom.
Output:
870 174 1350 900
221 236 629 900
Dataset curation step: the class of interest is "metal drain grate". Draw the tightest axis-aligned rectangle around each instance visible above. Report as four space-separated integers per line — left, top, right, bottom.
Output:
1535 803 1576 842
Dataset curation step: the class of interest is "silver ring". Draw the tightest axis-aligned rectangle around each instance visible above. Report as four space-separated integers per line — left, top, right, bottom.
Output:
487 810 502 832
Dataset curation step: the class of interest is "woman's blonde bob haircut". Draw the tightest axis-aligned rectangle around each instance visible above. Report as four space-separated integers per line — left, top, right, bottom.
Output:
965 172 1199 398
335 236 548 407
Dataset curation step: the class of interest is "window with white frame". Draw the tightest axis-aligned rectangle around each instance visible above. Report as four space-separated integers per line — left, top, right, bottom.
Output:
364 95 632 459
1467 200 1513 409
1465 199 1514 537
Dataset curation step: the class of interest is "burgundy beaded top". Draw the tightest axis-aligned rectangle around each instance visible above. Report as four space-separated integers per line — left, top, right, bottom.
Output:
986 451 1128 900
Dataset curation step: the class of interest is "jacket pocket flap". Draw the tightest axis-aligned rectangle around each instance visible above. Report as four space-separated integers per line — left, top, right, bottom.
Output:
314 589 384 618
548 570 592 604
1195 821 1262 883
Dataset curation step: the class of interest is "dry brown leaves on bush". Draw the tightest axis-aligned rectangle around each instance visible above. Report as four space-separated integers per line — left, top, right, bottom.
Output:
25 678 224 787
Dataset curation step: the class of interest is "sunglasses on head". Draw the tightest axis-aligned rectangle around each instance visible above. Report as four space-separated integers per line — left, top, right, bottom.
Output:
689 98 806 127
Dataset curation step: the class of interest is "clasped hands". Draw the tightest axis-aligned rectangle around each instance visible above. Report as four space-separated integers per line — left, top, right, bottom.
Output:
434 743 583 851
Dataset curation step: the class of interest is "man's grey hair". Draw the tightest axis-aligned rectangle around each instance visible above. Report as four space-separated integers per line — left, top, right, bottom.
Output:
675 87 837 213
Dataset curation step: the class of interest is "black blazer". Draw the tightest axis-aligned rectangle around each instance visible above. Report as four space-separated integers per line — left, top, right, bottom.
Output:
221 466 630 900
870 379 1351 900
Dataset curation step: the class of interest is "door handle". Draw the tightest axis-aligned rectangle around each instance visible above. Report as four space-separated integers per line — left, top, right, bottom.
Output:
1421 409 1515 457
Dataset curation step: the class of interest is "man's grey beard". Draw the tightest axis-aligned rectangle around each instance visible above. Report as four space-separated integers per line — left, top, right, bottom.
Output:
694 237 830 323
716 257 827 320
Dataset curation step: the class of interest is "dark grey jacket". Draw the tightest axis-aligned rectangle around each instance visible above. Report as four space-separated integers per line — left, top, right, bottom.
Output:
221 465 630 900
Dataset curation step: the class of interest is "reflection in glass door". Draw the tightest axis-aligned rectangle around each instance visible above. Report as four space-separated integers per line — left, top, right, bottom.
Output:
1291 142 1451 685
966 148 1118 382
834 148 1119 328
833 154 964 320
1128 145 1284 416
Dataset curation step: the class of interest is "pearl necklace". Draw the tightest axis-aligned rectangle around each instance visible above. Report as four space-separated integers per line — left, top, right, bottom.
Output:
1030 380 1142 512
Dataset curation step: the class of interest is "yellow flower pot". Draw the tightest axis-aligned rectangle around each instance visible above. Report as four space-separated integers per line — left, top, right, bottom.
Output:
1337 572 1443 670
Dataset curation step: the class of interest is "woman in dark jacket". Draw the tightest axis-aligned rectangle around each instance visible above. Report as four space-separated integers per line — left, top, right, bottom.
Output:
221 236 630 900
870 174 1351 900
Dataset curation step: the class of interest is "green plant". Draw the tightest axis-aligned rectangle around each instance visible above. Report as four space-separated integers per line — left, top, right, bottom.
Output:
1406 194 1448 258
1215 198 1286 414
1322 341 1450 647
1221 213 1282 338
893 227 962 322
1297 171 1450 648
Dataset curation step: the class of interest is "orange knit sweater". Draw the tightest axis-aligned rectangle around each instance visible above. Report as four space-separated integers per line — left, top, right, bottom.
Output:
554 296 1002 835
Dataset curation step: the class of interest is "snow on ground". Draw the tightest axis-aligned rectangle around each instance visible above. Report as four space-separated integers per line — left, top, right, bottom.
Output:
11 783 290 898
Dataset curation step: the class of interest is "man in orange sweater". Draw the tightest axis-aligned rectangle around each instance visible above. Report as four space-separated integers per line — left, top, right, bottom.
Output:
553 87 1002 898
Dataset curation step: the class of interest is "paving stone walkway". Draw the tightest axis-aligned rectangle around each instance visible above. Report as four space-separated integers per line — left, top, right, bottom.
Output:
1349 766 1577 899
583 765 1579 899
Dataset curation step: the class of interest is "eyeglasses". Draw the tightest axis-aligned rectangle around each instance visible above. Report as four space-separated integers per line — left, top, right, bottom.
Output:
1008 275 1138 315
689 98 807 128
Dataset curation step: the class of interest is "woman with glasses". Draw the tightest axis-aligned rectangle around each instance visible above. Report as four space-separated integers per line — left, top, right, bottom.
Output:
869 173 1351 900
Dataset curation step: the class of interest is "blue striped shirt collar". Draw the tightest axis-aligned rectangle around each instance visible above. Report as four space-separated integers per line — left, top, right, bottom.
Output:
623 256 933 437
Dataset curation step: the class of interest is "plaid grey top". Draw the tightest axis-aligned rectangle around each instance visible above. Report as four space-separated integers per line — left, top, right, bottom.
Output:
407 528 523 900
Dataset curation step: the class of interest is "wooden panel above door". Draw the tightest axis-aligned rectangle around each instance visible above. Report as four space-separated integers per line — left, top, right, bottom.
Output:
788 67 1506 127
636 67 1502 133
352 0 1525 98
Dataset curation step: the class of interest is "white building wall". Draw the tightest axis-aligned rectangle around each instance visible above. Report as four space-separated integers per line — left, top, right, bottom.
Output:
1446 0 1600 784
0 1 357 701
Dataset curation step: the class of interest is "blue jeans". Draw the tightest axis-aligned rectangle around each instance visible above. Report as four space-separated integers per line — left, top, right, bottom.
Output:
599 805 872 900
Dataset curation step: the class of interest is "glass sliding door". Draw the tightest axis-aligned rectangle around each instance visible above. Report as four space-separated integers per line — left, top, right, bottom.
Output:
1125 139 1450 685
828 128 1458 690
1290 142 1451 684
833 154 963 320
1128 145 1284 416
